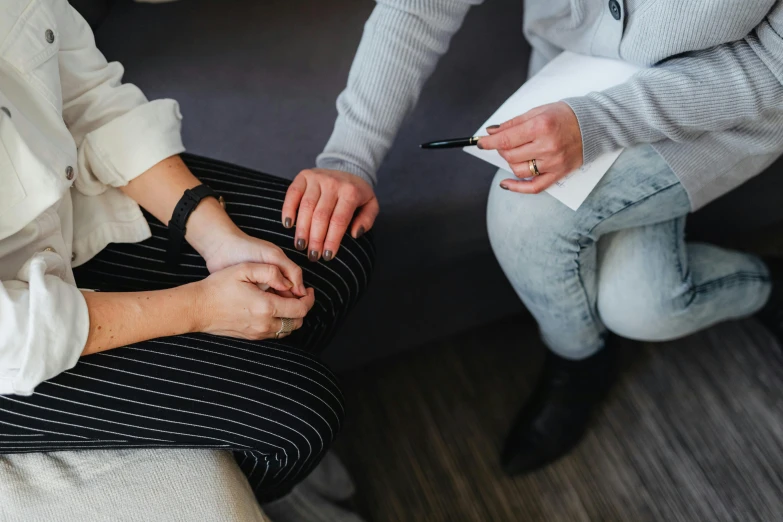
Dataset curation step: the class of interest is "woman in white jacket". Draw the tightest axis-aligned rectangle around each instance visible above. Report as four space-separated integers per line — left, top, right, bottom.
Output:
0 0 373 503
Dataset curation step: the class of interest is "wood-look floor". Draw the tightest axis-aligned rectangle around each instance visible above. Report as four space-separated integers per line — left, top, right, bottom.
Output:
336 315 783 522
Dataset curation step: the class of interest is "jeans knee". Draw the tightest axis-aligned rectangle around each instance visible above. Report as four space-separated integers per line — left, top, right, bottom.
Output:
597 273 686 342
486 170 577 273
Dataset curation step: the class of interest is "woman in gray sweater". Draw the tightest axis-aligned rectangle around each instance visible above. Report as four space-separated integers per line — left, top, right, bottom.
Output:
283 0 783 473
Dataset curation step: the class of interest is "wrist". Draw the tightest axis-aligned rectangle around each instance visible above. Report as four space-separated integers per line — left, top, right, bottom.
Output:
185 197 242 259
315 157 377 188
182 281 207 334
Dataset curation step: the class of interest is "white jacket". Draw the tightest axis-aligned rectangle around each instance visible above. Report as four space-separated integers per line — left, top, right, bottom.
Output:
0 0 185 395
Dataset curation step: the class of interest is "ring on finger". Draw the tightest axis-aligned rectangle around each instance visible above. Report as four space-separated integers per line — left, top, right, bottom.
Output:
528 159 540 177
275 317 296 339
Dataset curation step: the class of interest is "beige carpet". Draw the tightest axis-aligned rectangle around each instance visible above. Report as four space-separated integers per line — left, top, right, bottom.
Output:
336 316 783 522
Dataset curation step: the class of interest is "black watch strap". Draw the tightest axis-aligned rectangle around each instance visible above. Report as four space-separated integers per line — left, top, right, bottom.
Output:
167 184 223 266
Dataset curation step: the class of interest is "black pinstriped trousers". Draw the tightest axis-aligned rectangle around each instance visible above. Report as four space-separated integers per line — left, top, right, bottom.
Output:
0 155 374 502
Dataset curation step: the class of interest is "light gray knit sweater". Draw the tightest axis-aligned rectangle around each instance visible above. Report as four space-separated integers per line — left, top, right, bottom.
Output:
316 0 783 210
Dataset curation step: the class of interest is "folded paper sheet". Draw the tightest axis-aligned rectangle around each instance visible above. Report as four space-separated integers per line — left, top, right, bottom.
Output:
464 52 642 210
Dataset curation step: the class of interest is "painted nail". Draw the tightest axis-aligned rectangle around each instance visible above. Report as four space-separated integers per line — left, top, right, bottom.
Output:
296 238 307 250
476 141 485 150
323 250 334 261
283 217 292 228
308 250 320 262
486 125 500 131
500 184 510 190
356 226 366 238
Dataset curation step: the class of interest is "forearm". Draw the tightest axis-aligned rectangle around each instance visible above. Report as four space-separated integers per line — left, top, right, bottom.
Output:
119 155 240 258
317 0 480 184
80 284 200 356
564 24 783 163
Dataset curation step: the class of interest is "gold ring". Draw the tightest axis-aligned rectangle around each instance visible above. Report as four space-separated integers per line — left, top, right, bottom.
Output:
275 317 295 339
528 159 540 177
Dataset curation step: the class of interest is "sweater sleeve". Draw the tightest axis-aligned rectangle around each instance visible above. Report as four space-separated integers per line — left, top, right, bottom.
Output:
316 0 483 186
563 5 783 164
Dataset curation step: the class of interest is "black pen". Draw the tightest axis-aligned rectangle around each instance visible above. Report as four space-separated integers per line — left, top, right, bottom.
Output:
420 136 481 149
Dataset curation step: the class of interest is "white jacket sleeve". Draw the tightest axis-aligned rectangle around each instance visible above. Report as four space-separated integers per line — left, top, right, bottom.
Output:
53 0 185 194
0 253 89 396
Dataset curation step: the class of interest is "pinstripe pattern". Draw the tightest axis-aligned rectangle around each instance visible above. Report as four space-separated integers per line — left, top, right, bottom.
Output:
0 154 375 502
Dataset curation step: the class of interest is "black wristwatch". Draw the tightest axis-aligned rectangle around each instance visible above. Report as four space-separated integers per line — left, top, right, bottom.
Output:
167 184 225 266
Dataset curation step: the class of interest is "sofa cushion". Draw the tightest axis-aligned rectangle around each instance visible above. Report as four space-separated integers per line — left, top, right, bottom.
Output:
0 449 269 521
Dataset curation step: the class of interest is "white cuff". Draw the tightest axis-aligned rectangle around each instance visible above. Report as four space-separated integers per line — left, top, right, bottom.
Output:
0 255 89 396
78 99 186 191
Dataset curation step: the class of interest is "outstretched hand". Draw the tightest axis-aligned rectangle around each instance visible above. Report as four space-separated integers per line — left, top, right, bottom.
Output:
282 168 379 262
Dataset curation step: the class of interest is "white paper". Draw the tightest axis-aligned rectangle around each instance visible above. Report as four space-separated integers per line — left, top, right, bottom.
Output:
464 52 642 210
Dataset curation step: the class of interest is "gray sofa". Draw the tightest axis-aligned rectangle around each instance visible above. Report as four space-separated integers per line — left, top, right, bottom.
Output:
86 0 783 370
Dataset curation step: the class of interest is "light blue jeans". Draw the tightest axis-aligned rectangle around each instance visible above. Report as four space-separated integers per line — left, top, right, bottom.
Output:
486 145 772 360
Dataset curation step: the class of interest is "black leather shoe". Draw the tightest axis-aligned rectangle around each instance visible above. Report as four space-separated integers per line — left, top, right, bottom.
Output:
500 342 618 476
756 258 783 343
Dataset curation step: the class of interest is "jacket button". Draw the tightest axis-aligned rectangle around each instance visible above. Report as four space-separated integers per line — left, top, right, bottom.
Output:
45 29 55 44
608 0 621 20
1 107 9 118
65 166 74 180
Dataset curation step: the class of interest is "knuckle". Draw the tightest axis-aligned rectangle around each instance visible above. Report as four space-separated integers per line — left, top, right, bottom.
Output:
342 185 362 203
536 116 555 134
236 262 253 273
498 134 513 150
299 198 317 212
268 246 285 259
253 302 273 318
312 208 333 223
330 213 352 228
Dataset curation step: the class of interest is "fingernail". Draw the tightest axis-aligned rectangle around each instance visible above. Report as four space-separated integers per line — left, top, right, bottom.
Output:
323 250 334 261
486 125 500 131
476 141 485 150
356 226 366 238
296 238 307 251
500 184 509 190
283 217 292 228
308 250 320 262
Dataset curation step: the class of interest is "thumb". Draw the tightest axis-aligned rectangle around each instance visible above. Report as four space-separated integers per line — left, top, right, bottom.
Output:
243 264 293 293
351 198 380 238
